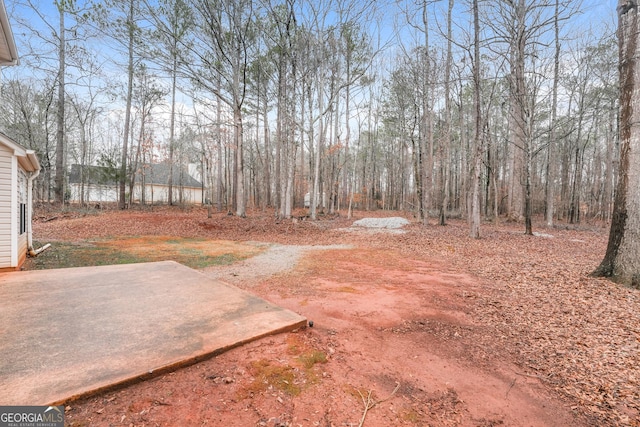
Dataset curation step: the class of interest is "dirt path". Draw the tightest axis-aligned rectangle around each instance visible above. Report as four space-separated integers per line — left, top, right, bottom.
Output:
200 243 352 286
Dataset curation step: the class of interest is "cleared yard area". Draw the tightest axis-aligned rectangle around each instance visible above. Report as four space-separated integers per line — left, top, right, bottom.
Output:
18 206 640 426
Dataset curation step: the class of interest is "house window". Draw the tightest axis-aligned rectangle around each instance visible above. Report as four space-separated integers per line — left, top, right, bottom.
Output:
19 203 26 235
18 169 27 235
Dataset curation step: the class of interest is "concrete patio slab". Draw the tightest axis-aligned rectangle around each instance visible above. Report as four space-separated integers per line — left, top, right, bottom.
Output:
0 261 306 405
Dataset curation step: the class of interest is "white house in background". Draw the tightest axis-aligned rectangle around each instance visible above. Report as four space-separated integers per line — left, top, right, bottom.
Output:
67 164 119 204
67 163 204 205
0 135 41 271
130 163 203 205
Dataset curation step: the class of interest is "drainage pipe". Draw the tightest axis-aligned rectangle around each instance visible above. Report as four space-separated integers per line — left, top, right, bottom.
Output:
26 167 50 257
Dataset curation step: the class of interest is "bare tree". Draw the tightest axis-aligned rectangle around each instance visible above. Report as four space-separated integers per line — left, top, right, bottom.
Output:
469 0 483 238
439 0 454 226
545 0 561 226
265 0 298 219
54 0 67 203
15 0 81 203
69 87 102 206
90 0 141 209
144 0 193 206
177 0 255 217
418 0 433 225
128 65 166 205
0 79 55 200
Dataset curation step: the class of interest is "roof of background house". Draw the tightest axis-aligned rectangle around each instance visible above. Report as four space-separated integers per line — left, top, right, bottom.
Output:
133 163 202 188
68 164 117 185
69 163 202 188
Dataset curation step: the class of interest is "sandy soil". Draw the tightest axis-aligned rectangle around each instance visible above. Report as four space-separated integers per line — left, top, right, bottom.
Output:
28 207 637 426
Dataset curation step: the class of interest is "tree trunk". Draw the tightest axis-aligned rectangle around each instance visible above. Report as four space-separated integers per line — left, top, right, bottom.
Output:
507 1 526 224
524 135 533 235
604 99 616 222
137 114 146 204
420 1 431 226
263 88 271 208
546 0 560 227
469 0 482 238
216 75 223 212
119 0 135 210
311 82 324 220
593 1 640 287
55 4 65 204
440 0 454 226
276 50 284 216
234 106 246 217
168 55 176 206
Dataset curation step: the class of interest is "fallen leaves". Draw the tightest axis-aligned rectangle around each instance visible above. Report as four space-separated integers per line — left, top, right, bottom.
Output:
396 221 640 426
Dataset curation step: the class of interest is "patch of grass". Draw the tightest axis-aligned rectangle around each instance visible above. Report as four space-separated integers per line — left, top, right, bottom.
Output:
28 241 145 270
238 335 329 399
287 336 327 369
298 350 328 369
166 237 205 245
287 335 328 385
27 237 262 270
244 360 301 397
174 248 240 269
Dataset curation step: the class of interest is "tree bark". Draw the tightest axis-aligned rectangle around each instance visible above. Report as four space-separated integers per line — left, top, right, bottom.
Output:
593 1 640 287
311 78 325 220
439 0 454 226
234 105 246 217
276 49 285 216
216 74 223 211
507 1 526 224
168 55 176 206
604 99 616 222
546 0 560 227
420 0 431 226
119 0 135 210
55 3 65 204
263 85 271 208
469 0 482 239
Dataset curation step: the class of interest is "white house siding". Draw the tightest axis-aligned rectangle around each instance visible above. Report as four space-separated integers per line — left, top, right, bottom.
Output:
68 183 119 204
0 143 13 267
68 183 202 205
132 184 203 205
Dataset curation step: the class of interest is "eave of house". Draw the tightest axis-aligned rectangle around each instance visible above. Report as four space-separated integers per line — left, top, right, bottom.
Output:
0 0 17 66
0 132 40 172
18 150 39 172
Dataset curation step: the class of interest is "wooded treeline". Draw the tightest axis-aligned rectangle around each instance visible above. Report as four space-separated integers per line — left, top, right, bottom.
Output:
0 0 617 235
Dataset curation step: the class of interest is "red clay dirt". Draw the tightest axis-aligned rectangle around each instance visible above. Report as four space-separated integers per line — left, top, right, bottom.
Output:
27 206 639 426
